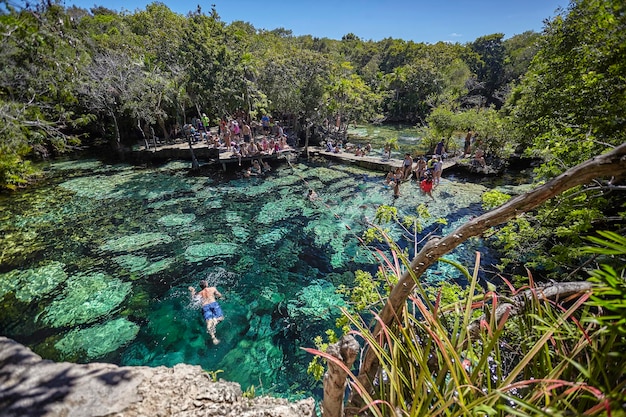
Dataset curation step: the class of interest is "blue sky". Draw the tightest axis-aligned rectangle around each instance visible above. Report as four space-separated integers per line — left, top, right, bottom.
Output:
64 0 567 44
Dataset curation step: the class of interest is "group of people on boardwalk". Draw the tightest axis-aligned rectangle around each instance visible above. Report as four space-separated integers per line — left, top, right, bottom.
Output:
385 152 444 200
179 113 290 154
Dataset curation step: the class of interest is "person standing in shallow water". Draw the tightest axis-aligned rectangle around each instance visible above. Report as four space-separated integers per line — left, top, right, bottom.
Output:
189 280 224 344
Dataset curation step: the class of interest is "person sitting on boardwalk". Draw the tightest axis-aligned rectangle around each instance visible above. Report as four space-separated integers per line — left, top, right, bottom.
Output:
402 153 414 180
414 157 427 181
474 148 486 168
189 280 224 344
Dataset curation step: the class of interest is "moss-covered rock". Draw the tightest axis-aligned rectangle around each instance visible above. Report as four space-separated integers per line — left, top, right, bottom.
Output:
54 317 139 360
184 242 239 263
41 271 131 327
0 261 68 303
100 232 173 252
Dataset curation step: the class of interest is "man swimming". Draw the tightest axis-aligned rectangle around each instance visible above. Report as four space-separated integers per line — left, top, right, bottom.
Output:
188 280 224 344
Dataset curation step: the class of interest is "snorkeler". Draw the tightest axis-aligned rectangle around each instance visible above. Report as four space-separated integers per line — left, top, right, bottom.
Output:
188 280 224 344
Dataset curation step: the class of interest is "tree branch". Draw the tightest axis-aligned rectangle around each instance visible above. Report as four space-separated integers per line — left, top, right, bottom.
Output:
354 142 626 398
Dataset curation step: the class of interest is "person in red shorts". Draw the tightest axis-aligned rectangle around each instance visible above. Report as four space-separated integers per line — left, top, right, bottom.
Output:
420 173 435 201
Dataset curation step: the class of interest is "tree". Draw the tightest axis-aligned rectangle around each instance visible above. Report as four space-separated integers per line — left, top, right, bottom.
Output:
336 144 626 412
77 52 136 149
0 2 87 189
497 0 626 277
463 33 506 108
508 0 626 170
324 62 381 139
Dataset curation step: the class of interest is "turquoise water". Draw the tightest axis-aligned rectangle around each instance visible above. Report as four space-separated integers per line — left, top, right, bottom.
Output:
0 155 494 399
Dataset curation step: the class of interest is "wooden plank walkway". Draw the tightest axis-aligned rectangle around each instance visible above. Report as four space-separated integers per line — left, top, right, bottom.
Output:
307 147 458 173
132 141 457 173
132 140 295 170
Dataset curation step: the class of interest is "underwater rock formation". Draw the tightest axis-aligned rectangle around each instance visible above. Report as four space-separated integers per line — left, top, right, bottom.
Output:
0 336 315 417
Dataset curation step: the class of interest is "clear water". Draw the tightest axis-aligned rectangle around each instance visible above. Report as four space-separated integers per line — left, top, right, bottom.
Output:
347 123 440 158
0 154 497 400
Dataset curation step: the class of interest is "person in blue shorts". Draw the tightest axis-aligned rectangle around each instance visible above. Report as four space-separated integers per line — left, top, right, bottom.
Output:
189 280 224 344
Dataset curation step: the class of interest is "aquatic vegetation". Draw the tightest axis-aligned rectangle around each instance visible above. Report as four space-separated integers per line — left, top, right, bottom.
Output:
234 254 255 273
256 196 306 224
99 232 173 252
59 171 138 199
0 228 41 265
49 159 104 172
54 318 139 360
41 271 131 327
231 225 250 241
255 227 288 246
287 280 346 322
113 254 174 277
0 261 67 303
308 166 348 182
270 239 301 269
219 319 284 388
184 242 239 263
147 196 198 210
157 213 196 227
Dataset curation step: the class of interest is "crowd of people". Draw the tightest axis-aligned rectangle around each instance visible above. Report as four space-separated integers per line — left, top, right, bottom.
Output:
384 153 445 200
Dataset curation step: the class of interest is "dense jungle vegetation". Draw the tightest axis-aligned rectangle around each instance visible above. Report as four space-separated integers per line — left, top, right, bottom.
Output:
1 0 625 414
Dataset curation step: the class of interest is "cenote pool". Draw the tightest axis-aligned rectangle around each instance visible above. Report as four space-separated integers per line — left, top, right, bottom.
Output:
0 153 511 400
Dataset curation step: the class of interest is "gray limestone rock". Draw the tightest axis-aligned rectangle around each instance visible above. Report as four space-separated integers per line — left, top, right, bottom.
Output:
0 337 315 417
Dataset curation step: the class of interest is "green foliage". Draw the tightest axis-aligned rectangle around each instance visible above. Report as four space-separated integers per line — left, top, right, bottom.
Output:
323 240 625 416
583 231 626 334
205 369 224 382
242 384 256 399
509 0 626 167
337 270 382 311
482 190 511 210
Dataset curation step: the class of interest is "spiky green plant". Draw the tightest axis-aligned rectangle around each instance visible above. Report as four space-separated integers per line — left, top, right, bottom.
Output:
306 229 626 416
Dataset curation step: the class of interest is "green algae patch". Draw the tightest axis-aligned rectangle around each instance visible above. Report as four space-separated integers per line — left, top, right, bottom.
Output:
287 280 346 322
113 254 174 277
0 261 68 303
255 228 288 246
41 271 131 328
55 318 139 360
184 242 239 263
157 213 196 227
100 232 173 252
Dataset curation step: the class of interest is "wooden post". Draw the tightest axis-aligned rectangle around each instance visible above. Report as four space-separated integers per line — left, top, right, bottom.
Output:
322 335 360 417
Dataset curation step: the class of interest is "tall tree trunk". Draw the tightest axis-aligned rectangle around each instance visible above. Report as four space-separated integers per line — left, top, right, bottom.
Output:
138 120 150 150
112 112 121 152
350 142 626 407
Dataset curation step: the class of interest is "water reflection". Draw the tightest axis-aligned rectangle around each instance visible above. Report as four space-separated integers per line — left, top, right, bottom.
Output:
0 156 492 399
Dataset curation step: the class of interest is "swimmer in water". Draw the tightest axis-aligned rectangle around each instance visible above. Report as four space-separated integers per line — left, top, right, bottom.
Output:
188 280 224 344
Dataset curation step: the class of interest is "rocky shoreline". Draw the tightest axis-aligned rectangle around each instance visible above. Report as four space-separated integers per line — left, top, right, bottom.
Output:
0 337 315 417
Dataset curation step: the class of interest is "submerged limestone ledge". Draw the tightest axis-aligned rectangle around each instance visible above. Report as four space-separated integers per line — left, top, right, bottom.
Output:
0 337 315 417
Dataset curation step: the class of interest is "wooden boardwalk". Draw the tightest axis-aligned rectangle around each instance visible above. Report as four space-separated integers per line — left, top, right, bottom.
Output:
307 147 457 173
132 139 294 170
132 141 457 173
